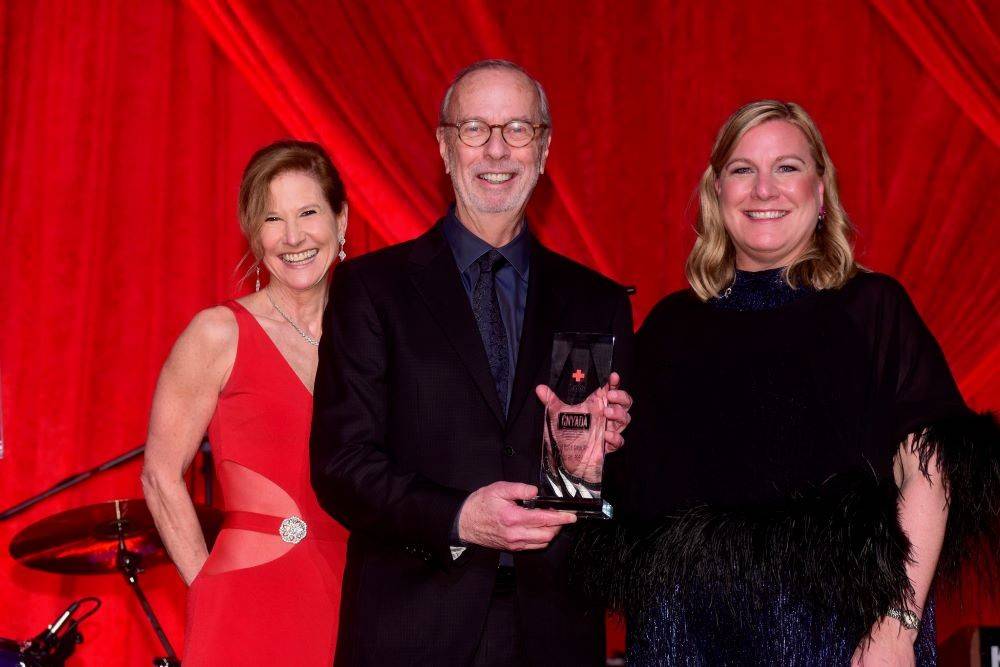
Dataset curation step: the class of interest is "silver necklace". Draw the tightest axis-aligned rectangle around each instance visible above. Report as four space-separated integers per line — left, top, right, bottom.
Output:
265 289 319 346
721 275 736 299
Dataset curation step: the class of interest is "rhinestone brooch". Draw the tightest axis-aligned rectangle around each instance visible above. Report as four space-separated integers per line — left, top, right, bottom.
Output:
279 516 308 544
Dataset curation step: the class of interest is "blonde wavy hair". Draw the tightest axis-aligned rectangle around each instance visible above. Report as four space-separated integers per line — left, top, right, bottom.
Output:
685 100 859 301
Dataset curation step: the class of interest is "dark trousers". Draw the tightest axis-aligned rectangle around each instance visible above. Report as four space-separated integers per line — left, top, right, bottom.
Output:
471 568 525 666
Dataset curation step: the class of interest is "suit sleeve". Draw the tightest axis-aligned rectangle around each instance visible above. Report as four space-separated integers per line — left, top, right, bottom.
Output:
600 289 635 509
611 288 635 386
310 260 468 562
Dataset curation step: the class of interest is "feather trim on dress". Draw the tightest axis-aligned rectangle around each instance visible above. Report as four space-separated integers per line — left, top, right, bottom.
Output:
575 411 999 638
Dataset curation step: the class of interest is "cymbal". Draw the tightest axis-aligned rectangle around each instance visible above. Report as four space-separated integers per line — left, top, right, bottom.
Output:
9 498 222 574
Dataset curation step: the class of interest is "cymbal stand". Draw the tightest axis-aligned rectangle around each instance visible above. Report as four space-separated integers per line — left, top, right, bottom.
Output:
113 500 180 667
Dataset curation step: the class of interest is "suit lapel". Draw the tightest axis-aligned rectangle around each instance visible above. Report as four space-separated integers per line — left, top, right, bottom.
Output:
408 223 506 425
506 241 567 429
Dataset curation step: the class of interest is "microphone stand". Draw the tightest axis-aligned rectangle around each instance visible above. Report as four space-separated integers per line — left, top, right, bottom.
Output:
0 445 146 520
0 439 213 521
113 500 180 667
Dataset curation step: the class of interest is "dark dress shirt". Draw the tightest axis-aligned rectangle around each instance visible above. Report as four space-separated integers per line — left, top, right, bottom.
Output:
442 206 529 412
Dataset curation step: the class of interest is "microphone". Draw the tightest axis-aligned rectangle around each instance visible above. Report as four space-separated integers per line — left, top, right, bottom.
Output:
22 597 100 664
29 600 81 649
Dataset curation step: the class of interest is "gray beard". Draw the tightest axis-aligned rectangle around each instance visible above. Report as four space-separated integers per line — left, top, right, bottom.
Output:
446 146 542 215
454 172 539 214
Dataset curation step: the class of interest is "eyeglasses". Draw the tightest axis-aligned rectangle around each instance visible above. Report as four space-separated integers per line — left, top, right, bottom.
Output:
440 119 549 148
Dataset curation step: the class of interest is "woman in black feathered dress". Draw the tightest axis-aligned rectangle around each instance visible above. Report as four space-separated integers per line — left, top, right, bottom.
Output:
590 100 1000 666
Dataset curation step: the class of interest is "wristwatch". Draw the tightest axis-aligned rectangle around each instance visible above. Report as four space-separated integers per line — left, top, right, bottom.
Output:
885 607 921 631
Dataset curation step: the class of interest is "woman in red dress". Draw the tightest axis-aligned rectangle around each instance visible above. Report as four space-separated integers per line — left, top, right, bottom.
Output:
142 141 349 665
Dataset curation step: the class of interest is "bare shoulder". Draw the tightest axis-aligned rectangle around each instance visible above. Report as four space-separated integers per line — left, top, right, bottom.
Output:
148 305 238 458
163 305 239 388
181 305 239 352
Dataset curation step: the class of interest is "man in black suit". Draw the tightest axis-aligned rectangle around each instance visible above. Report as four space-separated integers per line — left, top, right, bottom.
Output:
311 59 634 666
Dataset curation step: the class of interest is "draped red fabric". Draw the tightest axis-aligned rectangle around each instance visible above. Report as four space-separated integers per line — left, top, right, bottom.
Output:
0 2 286 663
184 0 999 399
869 0 1000 147
1 1 997 664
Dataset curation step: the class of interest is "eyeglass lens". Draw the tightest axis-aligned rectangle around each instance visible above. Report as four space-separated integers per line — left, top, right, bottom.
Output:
458 120 536 147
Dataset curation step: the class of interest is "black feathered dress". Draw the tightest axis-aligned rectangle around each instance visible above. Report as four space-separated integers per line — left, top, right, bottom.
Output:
589 268 1000 666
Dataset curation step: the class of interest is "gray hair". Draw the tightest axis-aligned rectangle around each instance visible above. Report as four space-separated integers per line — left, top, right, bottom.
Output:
438 59 551 129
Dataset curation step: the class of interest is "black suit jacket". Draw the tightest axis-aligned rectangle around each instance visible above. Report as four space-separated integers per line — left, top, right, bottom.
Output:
310 219 634 666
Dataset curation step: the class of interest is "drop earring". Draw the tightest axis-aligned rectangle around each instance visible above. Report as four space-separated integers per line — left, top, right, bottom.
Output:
817 204 827 230
255 264 261 292
338 234 347 262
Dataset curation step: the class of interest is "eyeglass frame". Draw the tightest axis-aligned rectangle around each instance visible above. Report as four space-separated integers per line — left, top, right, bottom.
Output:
438 118 550 148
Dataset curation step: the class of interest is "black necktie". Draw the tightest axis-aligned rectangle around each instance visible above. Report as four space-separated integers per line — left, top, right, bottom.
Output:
472 250 510 412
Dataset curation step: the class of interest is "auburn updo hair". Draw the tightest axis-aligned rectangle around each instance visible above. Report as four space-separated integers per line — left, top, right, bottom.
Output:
237 140 346 262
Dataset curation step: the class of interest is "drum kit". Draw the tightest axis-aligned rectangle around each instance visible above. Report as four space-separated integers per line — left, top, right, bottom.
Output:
1 444 220 666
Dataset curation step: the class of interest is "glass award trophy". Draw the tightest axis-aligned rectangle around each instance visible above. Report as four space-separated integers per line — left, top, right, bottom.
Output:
522 332 615 519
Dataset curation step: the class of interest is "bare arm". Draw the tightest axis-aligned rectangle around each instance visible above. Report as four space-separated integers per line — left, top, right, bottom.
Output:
894 435 948 617
141 307 236 585
853 434 948 665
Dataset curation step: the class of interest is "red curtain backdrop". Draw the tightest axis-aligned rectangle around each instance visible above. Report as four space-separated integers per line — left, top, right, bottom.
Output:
1 1 997 664
0 2 287 664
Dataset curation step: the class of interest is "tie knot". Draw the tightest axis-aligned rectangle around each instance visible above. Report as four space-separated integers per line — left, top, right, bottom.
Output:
476 249 506 274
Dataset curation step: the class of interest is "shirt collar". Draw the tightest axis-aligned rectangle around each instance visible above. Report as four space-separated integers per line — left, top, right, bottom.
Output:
442 204 530 279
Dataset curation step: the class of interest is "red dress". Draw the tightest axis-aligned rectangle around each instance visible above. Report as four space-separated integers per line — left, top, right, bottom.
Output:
184 301 348 665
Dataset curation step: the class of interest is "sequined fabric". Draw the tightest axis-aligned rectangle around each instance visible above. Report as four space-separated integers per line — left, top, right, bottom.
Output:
711 267 810 311
629 586 937 666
